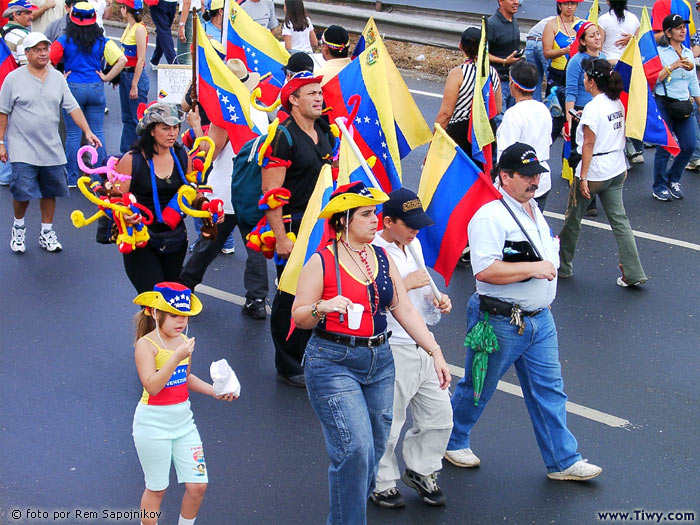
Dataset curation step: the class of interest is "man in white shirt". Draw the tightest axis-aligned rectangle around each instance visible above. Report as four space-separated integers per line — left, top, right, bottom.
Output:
497 60 553 210
370 188 453 509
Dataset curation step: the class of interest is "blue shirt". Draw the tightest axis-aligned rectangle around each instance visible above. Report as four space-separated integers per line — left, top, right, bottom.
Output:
203 20 221 43
565 51 607 107
655 45 700 100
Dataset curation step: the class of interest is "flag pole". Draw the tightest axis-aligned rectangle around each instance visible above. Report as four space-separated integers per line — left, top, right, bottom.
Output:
191 8 198 108
221 0 229 45
334 116 443 302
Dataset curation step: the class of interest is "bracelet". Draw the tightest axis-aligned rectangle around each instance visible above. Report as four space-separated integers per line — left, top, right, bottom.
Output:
665 66 672 76
179 22 186 27
426 344 440 357
311 300 326 321
580 178 587 181
0 140 5 145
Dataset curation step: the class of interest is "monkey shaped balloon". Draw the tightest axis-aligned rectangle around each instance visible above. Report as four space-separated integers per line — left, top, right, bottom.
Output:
71 176 154 254
160 185 224 239
77 145 132 185
185 136 216 187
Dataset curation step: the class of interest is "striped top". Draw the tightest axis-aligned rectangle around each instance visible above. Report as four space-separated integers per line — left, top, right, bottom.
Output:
139 335 190 406
120 21 147 67
448 60 501 125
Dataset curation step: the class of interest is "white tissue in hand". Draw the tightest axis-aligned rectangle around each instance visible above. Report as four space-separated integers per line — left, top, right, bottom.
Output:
209 359 241 396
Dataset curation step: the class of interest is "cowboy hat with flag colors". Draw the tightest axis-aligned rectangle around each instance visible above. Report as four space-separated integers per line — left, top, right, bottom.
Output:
195 17 261 153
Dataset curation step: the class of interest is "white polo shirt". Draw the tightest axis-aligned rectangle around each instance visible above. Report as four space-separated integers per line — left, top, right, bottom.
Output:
469 188 560 311
373 233 434 346
496 99 553 197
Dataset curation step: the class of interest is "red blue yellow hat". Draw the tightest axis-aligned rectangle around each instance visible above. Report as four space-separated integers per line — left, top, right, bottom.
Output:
133 282 202 316
319 181 388 219
117 0 143 11
70 2 97 25
280 70 323 111
3 0 37 18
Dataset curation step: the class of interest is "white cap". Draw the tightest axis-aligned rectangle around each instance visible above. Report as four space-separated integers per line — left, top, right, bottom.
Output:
22 32 51 50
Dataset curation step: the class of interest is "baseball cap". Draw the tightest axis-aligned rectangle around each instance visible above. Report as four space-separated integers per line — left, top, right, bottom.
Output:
282 52 314 75
662 14 689 31
135 102 185 136
116 0 143 11
382 188 434 230
460 27 481 46
22 32 51 50
498 143 548 177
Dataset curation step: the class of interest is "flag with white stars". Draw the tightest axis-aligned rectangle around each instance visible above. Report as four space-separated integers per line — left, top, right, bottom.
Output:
225 2 289 90
196 18 261 153
638 7 662 90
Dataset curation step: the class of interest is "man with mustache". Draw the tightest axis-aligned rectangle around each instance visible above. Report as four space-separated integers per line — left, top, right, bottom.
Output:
445 142 603 482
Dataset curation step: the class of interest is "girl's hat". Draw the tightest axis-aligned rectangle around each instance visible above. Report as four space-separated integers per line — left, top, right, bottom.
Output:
134 282 202 316
210 0 224 10
280 70 323 110
570 20 595 55
319 181 388 219
117 0 143 10
70 2 97 25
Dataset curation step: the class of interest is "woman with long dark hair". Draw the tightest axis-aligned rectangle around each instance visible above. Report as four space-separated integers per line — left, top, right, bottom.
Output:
49 1 126 185
281 0 317 53
292 181 450 525
115 103 193 294
651 14 700 201
435 27 502 168
558 58 647 287
117 0 149 154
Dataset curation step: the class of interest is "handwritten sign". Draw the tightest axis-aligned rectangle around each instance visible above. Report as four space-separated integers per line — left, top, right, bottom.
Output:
157 65 192 104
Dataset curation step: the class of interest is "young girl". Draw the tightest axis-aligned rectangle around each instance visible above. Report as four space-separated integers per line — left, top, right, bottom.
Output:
281 0 317 53
132 282 236 525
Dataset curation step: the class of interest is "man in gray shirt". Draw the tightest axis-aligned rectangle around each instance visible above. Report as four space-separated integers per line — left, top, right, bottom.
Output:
0 32 101 253
240 0 277 30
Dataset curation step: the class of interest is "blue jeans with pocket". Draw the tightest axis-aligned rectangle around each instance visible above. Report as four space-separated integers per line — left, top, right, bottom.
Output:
448 294 582 473
525 39 548 102
65 82 106 185
119 69 150 154
304 334 395 524
653 96 696 192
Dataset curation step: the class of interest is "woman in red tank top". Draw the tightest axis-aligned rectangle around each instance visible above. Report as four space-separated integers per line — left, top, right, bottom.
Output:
292 182 451 524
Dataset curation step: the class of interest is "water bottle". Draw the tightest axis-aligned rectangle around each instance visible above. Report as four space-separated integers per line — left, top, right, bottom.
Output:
422 287 441 326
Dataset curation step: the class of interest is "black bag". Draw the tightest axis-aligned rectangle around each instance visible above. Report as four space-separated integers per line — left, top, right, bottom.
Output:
96 215 116 244
659 83 693 120
148 227 187 254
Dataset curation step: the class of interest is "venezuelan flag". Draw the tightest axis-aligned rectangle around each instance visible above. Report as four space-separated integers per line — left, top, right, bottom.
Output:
278 165 349 296
638 7 662 90
468 17 496 175
324 43 404 194
196 18 260 153
351 17 381 60
615 37 680 155
225 2 289 89
562 137 573 184
0 39 17 88
587 0 599 24
417 125 501 286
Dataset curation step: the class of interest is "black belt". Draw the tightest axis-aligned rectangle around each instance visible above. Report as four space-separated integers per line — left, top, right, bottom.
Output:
478 295 541 318
123 67 136 73
314 327 391 348
526 36 542 41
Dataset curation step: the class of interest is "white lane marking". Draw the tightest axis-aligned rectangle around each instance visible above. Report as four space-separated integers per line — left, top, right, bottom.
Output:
409 88 443 99
544 211 700 252
448 364 632 429
196 283 632 429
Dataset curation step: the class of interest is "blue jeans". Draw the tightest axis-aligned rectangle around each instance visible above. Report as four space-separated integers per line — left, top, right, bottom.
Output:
65 82 106 185
525 39 548 102
653 96 696 192
304 334 395 525
494 78 516 128
150 0 177 65
119 69 150 154
690 101 700 162
448 294 582 473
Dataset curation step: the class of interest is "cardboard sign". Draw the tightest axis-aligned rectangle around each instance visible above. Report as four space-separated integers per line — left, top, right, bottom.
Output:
157 65 192 104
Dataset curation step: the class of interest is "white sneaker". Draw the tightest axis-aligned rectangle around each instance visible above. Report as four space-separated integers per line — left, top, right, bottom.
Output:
444 448 481 468
39 229 62 252
10 224 25 253
547 459 602 481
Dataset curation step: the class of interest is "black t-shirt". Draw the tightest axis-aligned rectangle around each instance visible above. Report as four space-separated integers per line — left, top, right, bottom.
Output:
488 10 520 79
267 117 334 218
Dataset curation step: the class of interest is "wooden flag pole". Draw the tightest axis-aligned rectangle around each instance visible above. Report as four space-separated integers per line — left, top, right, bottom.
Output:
334 116 442 301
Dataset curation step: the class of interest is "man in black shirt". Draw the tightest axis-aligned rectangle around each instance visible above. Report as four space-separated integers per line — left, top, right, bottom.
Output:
488 0 523 126
262 71 334 387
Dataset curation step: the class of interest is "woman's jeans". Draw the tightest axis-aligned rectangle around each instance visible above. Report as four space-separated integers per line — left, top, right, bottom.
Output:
119 69 150 154
448 294 582 473
525 38 548 102
653 96 696 192
559 172 647 283
304 334 395 525
65 82 106 185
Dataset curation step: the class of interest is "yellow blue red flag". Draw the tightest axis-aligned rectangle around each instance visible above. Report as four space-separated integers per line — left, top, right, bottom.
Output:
638 7 663 89
469 17 496 175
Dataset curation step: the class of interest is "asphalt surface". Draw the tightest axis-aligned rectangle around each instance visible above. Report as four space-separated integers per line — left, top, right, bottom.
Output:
1 34 699 525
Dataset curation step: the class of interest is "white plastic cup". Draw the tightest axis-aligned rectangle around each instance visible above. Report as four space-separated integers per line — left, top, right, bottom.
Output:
347 303 365 330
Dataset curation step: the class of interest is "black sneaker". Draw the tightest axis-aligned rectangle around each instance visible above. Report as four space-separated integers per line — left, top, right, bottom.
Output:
243 298 267 319
370 487 405 509
401 469 445 507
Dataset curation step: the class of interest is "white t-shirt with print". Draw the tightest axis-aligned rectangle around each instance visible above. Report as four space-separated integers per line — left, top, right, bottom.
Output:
575 93 626 182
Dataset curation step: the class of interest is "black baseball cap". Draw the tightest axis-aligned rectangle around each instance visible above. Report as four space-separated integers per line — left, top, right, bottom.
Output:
662 14 689 31
499 143 548 177
461 27 481 47
282 52 314 75
382 188 434 230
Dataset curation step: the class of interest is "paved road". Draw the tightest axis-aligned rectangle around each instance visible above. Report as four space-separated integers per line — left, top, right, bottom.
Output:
0 35 699 524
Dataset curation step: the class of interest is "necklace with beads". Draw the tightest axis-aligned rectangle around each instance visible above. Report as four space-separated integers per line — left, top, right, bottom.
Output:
342 240 380 315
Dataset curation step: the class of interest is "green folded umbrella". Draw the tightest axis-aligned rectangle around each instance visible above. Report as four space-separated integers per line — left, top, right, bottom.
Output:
464 312 500 406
